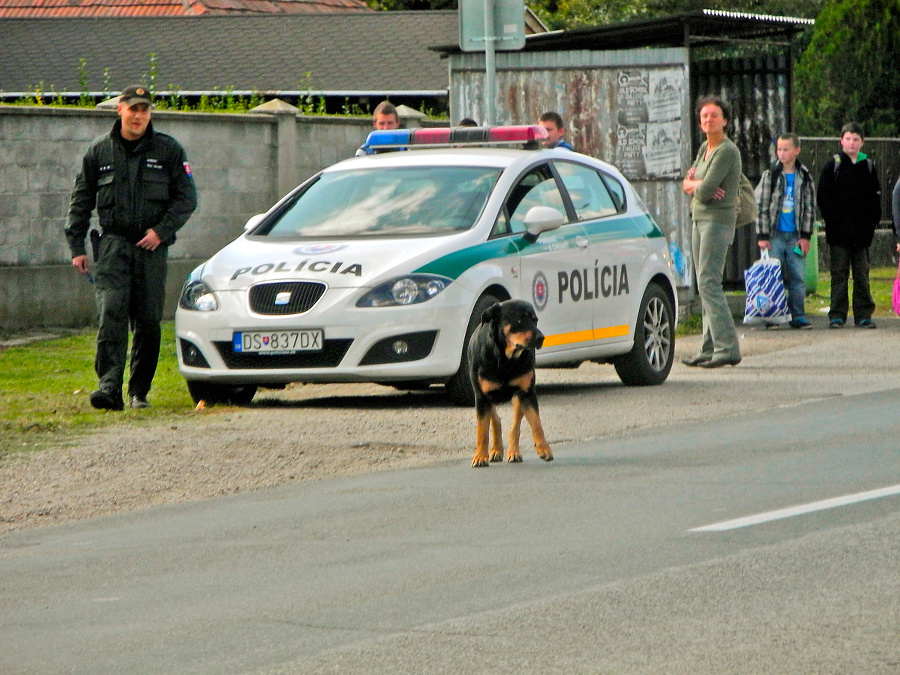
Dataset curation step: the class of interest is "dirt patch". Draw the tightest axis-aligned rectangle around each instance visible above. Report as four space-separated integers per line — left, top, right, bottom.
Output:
3 318 900 535
0 382 475 534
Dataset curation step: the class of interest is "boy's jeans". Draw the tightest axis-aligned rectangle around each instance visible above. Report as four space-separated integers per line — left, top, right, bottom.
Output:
767 230 807 320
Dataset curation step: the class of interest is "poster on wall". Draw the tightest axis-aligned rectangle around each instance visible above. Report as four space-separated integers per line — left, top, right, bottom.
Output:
615 68 684 179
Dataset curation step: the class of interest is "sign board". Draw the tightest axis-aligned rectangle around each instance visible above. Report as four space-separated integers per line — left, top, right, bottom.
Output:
459 0 525 52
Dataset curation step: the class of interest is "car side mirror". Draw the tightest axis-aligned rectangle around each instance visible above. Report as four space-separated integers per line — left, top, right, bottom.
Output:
522 206 565 243
244 214 266 232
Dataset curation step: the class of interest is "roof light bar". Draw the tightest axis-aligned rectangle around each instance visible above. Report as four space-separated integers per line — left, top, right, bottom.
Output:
361 125 548 153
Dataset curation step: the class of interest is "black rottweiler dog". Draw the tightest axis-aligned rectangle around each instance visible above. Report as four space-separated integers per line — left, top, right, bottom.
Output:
467 299 553 468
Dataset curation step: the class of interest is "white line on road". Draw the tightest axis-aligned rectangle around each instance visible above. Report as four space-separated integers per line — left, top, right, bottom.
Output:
690 484 900 532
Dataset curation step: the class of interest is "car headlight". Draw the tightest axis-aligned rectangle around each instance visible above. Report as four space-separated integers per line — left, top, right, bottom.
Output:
179 280 219 311
356 275 452 307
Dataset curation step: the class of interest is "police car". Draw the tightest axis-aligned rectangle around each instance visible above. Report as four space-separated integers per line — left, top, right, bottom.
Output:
175 125 679 405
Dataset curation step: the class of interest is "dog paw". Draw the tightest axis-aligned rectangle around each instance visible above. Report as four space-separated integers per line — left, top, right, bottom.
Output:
538 451 553 462
472 456 490 468
507 452 523 463
489 451 504 462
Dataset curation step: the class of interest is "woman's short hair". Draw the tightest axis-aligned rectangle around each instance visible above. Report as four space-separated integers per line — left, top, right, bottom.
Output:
695 95 731 124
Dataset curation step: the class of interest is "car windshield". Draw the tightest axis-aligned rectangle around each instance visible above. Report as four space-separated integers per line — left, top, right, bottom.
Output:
261 166 501 238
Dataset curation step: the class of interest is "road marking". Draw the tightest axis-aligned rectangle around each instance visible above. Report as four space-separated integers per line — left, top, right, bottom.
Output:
690 484 900 532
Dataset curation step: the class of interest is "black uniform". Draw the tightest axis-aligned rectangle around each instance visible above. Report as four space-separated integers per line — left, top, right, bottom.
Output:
65 119 197 406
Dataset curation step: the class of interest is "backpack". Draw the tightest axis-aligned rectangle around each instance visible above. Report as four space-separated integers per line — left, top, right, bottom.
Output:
735 173 757 228
832 153 874 175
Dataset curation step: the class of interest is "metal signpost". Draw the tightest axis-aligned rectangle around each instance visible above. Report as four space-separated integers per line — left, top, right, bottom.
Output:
459 0 525 125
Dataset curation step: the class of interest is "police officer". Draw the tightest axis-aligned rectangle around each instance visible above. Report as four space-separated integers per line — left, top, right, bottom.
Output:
65 85 198 410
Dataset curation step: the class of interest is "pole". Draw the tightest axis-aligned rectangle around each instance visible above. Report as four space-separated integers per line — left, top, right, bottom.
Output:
483 0 496 125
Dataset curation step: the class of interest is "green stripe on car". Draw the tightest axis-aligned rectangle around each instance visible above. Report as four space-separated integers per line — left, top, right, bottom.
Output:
415 214 664 280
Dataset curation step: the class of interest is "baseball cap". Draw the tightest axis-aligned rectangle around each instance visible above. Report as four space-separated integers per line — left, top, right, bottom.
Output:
120 85 152 106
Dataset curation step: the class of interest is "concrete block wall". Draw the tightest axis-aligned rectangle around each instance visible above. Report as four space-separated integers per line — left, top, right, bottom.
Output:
0 106 373 330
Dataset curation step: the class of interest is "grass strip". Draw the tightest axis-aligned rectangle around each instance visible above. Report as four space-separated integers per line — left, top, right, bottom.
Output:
0 323 199 457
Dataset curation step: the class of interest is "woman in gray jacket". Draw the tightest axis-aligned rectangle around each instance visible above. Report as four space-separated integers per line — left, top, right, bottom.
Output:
681 95 742 368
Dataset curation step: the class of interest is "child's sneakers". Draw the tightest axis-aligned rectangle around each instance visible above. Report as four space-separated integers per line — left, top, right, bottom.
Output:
789 317 813 329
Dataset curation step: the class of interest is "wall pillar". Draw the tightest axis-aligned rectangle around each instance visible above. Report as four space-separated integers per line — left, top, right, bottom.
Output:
251 99 301 199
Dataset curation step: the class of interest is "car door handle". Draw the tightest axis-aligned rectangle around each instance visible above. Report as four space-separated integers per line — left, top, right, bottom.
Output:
575 236 589 248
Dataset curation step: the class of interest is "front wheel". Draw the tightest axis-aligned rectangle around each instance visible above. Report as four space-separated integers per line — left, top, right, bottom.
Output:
186 381 258 406
613 283 674 386
445 293 500 406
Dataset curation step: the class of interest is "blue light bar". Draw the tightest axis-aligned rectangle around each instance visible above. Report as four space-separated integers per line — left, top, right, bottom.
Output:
362 129 412 153
360 125 548 154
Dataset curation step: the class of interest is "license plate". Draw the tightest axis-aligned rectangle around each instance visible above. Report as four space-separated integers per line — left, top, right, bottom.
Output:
233 330 323 353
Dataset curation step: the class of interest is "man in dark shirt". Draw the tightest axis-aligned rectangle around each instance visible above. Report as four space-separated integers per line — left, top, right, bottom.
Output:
65 85 198 410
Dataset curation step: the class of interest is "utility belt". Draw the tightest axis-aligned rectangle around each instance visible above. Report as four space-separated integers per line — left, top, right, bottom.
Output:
89 229 145 258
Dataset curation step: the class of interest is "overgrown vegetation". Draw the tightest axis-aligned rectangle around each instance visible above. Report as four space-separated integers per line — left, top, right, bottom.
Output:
794 0 900 136
6 56 444 117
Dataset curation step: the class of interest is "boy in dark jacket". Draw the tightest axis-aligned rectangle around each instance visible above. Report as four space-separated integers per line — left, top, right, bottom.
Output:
817 122 882 328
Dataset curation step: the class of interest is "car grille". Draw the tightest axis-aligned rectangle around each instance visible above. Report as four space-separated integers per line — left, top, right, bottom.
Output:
249 281 326 315
213 339 352 369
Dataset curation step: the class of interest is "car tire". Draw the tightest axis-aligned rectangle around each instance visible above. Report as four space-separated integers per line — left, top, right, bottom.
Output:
613 282 674 386
186 381 258 406
445 293 500 407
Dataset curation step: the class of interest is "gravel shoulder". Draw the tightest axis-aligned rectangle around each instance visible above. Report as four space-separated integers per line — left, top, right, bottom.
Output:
3 316 899 534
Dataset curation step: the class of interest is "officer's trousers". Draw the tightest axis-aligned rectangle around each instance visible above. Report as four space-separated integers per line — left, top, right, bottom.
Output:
94 234 168 399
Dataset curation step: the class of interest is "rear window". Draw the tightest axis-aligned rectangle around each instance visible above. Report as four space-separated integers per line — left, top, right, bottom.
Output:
258 166 501 238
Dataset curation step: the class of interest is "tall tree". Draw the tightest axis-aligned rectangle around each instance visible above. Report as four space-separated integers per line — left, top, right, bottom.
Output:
794 0 900 136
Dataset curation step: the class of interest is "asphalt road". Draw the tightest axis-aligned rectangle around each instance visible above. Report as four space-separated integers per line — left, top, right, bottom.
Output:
2 318 900 674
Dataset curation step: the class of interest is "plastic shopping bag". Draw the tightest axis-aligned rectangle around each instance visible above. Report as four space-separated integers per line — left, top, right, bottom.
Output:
743 249 791 326
892 260 900 316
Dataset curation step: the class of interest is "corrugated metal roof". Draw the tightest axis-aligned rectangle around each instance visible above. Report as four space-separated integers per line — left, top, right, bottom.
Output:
435 9 814 54
0 13 457 95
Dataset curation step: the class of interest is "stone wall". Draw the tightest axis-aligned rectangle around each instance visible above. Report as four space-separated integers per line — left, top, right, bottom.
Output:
0 106 373 330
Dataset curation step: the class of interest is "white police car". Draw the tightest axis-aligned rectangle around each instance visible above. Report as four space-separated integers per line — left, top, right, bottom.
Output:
176 125 679 405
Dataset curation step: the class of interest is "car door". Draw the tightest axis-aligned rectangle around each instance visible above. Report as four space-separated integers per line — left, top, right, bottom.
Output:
493 163 594 356
552 160 646 348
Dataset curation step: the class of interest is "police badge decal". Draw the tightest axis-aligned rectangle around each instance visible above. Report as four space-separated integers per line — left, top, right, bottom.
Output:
532 272 548 311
